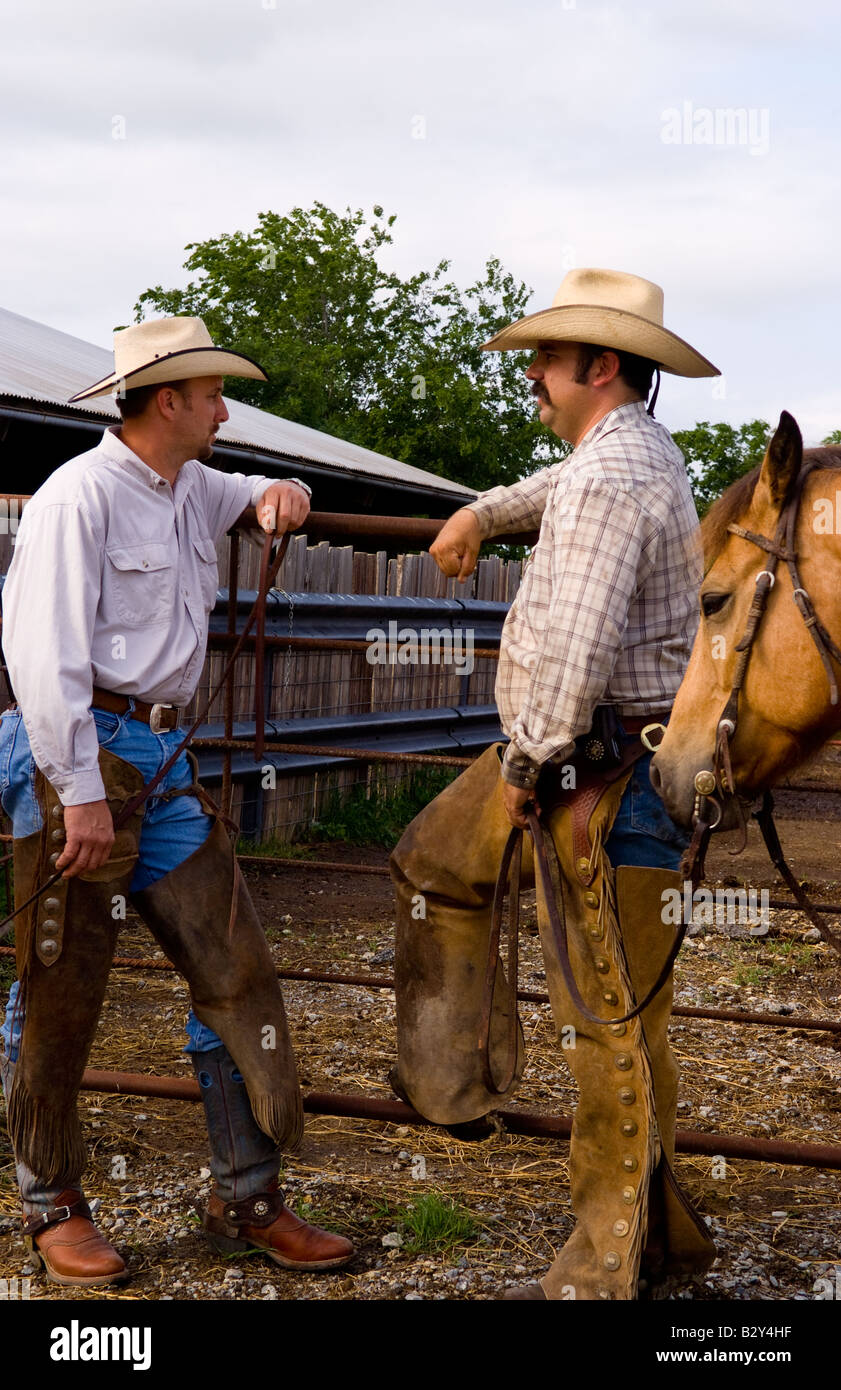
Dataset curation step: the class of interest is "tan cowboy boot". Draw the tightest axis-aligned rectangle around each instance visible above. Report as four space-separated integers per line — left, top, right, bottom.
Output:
390 745 530 1124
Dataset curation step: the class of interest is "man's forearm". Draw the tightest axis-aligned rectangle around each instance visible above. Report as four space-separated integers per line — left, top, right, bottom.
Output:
465 470 552 539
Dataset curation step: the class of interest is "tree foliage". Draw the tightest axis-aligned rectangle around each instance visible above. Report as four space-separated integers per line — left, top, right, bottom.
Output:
671 419 771 515
135 204 568 494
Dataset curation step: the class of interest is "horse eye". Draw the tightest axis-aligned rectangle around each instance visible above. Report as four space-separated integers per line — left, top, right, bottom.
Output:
701 592 729 618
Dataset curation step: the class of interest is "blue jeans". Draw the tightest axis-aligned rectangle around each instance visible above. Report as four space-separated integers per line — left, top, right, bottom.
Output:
604 748 690 871
0 704 222 1063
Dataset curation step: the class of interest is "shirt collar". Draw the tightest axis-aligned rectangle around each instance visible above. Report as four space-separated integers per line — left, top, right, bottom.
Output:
576 399 650 452
100 425 193 498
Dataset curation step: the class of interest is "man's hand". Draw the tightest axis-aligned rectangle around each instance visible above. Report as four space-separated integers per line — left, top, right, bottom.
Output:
256 482 310 535
55 800 115 878
501 782 541 829
429 508 482 581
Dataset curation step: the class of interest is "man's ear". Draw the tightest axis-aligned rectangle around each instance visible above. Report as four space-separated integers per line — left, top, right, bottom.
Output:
592 349 621 386
154 386 180 420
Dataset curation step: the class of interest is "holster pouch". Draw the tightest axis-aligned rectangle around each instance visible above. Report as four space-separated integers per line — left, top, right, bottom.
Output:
8 748 145 1187
131 819 303 1152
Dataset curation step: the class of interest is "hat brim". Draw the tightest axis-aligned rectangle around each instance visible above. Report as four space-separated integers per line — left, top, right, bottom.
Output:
481 305 719 378
68 347 268 403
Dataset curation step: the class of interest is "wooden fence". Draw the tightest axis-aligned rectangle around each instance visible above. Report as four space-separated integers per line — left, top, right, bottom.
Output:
191 532 523 840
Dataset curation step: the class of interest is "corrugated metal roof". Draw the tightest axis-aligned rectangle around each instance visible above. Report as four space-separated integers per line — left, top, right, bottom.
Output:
0 306 474 497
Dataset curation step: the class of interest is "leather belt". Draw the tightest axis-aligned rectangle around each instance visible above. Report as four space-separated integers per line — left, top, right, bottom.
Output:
619 714 663 734
91 686 182 733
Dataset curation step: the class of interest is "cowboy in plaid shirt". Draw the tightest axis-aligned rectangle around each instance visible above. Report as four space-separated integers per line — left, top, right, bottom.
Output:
390 269 721 1300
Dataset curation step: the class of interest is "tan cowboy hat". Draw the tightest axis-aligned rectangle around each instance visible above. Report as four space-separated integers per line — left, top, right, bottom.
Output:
481 267 719 377
68 316 268 402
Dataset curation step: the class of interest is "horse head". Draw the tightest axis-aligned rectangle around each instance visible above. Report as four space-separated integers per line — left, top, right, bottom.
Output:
651 412 841 828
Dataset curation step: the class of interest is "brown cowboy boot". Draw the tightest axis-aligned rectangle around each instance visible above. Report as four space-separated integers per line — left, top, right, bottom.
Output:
2 1056 127 1288
203 1186 353 1271
192 1045 352 1271
23 1190 128 1288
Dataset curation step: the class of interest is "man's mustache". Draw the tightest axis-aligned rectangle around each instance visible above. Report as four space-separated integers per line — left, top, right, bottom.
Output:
531 384 548 400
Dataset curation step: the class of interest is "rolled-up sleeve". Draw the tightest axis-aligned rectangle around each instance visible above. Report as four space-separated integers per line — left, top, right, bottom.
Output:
466 469 551 538
502 481 657 785
2 501 107 805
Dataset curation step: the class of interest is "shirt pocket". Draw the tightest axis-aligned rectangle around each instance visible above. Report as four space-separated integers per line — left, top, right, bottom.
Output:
192 535 220 612
104 542 175 626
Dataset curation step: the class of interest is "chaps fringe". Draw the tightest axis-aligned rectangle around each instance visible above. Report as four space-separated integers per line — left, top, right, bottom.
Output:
250 1088 304 1153
7 1081 86 1190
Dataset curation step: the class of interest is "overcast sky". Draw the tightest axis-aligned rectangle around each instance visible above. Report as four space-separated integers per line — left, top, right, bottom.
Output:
2 0 839 442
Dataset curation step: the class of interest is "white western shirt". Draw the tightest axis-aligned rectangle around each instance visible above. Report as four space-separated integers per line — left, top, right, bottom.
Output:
2 426 309 806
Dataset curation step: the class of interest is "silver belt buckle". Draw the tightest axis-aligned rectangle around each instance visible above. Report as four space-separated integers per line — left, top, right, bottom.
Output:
149 703 178 734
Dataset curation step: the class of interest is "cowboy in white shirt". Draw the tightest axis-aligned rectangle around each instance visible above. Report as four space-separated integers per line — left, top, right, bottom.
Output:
0 318 353 1286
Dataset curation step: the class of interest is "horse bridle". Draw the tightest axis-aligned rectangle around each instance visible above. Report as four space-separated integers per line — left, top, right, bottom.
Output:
680 461 841 955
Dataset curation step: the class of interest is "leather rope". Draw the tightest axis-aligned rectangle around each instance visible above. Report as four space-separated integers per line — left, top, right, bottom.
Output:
0 530 289 943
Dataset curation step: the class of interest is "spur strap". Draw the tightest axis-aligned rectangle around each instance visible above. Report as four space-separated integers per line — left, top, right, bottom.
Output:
21 1194 92 1238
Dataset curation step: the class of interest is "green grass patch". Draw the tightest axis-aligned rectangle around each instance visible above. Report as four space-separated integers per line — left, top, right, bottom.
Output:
732 964 768 988
307 767 458 850
290 1193 339 1229
764 939 813 976
376 1191 479 1254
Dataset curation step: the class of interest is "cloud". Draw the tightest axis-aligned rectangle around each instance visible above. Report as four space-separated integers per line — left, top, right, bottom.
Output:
0 0 838 441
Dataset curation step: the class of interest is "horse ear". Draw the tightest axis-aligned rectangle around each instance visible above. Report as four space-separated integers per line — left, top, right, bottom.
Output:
758 411 803 509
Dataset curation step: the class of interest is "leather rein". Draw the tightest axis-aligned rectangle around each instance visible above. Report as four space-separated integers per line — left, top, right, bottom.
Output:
0 529 289 944
479 798 691 1096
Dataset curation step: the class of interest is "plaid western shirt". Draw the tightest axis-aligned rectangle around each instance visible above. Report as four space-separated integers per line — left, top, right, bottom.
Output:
466 401 702 789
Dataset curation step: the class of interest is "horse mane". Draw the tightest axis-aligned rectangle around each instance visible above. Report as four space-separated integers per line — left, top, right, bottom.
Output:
702 446 841 567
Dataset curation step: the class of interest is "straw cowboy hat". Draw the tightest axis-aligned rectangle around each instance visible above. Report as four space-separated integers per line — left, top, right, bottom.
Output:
482 267 719 377
68 316 268 403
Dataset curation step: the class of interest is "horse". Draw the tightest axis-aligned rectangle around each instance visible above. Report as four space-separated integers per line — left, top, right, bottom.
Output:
651 411 841 829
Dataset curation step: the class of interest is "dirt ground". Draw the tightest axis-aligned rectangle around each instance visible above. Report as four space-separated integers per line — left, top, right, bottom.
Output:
2 749 841 1305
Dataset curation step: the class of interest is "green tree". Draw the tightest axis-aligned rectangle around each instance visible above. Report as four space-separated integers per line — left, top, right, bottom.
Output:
822 430 841 446
671 420 770 515
134 204 567 493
